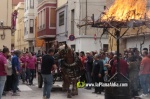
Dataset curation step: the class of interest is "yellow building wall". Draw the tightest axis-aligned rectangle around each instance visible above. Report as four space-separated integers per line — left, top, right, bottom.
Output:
0 0 12 50
14 2 28 52
108 27 150 53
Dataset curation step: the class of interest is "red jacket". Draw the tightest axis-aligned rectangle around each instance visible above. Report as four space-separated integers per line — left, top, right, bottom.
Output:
80 56 86 66
111 59 128 76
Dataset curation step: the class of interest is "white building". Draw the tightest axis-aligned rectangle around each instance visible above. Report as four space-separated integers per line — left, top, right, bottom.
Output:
57 0 108 52
24 0 38 52
56 1 68 43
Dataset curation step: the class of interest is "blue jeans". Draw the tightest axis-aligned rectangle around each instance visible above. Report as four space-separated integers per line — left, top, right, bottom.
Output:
139 74 149 94
42 74 53 99
26 68 30 82
0 76 6 99
21 68 26 82
12 74 19 93
28 69 35 84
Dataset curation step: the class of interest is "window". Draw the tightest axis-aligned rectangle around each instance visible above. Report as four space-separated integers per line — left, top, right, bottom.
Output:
71 45 76 51
30 19 34 33
103 44 108 52
43 9 45 27
27 0 28 10
17 30 19 42
50 8 56 27
24 47 26 52
24 21 26 35
59 11 64 26
38 13 40 29
38 12 41 29
40 12 42 28
42 10 45 28
27 20 28 34
30 0 34 8
38 0 43 4
71 9 75 35
25 0 26 11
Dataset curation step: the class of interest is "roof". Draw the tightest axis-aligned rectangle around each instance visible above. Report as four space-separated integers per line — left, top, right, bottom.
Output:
12 0 24 6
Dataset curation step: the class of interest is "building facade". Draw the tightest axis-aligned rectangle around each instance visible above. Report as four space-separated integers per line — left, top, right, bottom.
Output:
56 0 108 52
56 0 68 43
14 2 28 52
0 0 12 50
37 0 57 51
24 0 38 52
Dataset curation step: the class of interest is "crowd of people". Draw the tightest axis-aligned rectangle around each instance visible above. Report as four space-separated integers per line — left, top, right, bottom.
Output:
77 48 150 98
0 46 150 99
0 47 47 98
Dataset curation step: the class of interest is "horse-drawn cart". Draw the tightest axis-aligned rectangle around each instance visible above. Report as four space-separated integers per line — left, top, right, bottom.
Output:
36 44 84 98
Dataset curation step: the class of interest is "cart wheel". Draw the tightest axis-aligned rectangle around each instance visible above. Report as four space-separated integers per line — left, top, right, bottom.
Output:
38 74 43 88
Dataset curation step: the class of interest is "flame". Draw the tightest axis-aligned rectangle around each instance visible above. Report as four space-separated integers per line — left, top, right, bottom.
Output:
147 10 150 18
102 0 148 22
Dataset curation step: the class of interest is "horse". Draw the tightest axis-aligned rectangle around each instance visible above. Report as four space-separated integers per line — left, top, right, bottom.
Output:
57 44 84 98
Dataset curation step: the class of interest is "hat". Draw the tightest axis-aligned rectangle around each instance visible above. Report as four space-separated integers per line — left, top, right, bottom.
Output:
94 54 100 58
86 51 90 53
11 50 14 53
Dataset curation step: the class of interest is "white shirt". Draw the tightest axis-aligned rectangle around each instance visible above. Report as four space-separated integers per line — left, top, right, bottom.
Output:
7 59 12 76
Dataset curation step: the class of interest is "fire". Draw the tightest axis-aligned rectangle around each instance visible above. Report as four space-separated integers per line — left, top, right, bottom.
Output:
102 0 148 22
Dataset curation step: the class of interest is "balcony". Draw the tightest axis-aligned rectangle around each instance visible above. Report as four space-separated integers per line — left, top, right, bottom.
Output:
24 30 35 41
24 8 34 17
24 34 35 41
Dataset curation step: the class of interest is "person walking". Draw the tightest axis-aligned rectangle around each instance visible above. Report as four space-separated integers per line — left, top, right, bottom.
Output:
20 52 27 84
12 50 21 96
91 54 104 94
0 47 9 99
41 48 57 99
26 53 36 85
139 50 150 98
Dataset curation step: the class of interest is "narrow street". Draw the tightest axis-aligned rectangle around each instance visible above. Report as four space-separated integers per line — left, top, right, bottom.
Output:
2 79 150 99
2 80 104 99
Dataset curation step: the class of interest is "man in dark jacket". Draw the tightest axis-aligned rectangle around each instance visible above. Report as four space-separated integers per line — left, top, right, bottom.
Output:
85 51 93 89
91 54 104 94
